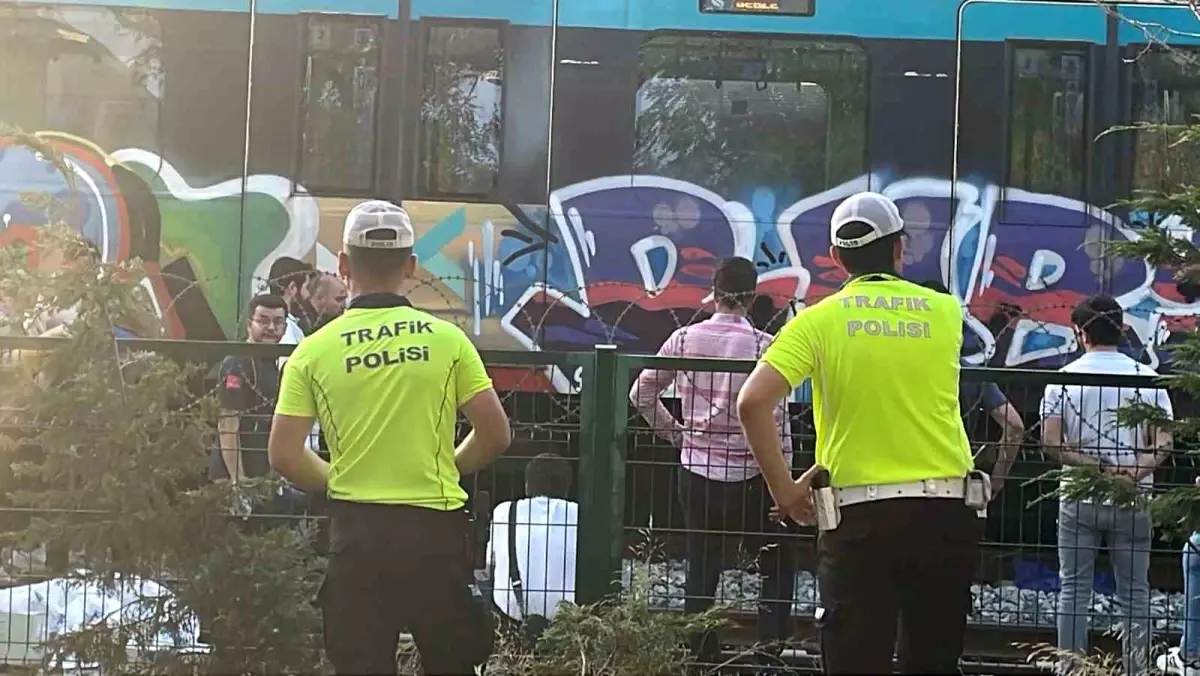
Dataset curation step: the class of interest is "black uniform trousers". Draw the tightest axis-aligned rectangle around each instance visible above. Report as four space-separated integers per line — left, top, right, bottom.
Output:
816 497 980 675
677 467 798 660
321 500 488 676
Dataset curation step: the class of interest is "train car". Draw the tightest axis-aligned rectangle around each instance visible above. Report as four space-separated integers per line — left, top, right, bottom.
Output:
7 0 1200 561
3 0 1200 380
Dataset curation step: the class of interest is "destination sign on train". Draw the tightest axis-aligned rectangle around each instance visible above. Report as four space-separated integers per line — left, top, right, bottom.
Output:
700 0 814 16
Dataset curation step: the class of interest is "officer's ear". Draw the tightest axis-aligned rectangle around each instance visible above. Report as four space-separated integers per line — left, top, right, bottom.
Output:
337 251 351 283
828 245 846 273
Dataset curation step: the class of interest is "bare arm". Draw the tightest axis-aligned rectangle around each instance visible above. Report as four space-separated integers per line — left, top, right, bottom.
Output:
268 413 329 491
630 369 685 445
1130 424 1173 481
217 412 243 482
989 403 1024 488
1042 416 1098 467
629 335 685 445
737 362 798 503
455 388 511 476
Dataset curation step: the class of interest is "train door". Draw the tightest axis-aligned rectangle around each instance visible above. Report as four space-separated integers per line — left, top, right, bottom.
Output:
955 0 1112 372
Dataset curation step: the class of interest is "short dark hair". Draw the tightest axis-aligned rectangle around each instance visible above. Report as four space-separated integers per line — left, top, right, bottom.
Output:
1071 294 1124 347
1178 279 1200 304
525 452 572 499
918 279 950 295
713 257 757 310
834 222 900 276
345 246 412 284
247 293 287 319
749 295 775 331
268 257 314 294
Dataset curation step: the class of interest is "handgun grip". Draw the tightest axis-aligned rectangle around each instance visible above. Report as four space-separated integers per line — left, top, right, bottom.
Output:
810 466 831 490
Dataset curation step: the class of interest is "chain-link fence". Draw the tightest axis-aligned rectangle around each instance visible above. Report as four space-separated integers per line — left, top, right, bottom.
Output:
0 337 1190 673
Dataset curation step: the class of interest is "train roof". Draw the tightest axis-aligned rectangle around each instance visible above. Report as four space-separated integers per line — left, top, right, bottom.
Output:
15 0 1200 44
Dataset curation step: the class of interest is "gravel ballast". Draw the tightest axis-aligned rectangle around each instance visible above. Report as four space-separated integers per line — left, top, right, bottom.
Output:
619 560 1192 633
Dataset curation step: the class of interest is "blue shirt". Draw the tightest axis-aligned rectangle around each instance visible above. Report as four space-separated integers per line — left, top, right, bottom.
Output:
959 358 1007 416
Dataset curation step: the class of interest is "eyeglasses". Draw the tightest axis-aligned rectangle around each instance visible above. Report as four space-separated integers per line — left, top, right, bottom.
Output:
251 316 287 329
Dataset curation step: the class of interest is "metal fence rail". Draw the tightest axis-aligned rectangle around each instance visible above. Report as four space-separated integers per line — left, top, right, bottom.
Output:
0 337 1189 671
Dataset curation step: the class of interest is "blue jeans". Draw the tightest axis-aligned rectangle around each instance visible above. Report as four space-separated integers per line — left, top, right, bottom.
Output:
1057 501 1152 675
1183 533 1200 660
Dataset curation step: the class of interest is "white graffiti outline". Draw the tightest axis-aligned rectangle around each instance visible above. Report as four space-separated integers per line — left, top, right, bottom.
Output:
630 235 678 297
111 148 320 296
58 156 112 262
1027 249 1066 290
439 170 1197 383
500 175 776 391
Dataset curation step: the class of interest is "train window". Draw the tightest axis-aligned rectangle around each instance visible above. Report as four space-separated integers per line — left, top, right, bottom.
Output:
1007 46 1088 198
635 36 867 198
0 5 163 153
419 24 504 198
298 15 382 194
1131 49 1200 192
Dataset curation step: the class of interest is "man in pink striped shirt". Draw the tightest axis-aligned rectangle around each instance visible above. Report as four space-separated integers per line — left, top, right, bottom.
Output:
630 257 796 662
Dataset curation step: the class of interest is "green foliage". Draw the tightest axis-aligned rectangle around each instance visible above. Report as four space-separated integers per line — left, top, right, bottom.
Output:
1035 466 1146 511
1026 115 1200 532
485 567 729 676
0 129 324 674
480 530 732 676
1026 114 1200 560
1023 643 1136 676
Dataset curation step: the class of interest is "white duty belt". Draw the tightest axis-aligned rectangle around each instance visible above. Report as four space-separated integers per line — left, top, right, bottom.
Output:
835 477 966 508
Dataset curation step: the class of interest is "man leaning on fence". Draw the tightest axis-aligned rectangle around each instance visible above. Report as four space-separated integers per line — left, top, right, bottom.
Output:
212 294 287 485
267 200 512 676
630 256 796 665
736 191 983 675
919 279 1024 498
1043 294 1173 676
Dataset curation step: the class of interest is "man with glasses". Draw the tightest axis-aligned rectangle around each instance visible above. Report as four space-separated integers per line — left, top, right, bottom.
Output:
211 294 288 484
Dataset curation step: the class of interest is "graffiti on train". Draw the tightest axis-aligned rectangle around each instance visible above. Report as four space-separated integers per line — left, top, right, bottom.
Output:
0 132 320 341
1 134 1195 380
483 173 1194 376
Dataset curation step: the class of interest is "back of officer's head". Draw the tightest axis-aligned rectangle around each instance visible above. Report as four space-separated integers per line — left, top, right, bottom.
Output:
339 201 416 294
713 257 757 312
1071 294 1124 349
525 452 572 499
829 192 905 278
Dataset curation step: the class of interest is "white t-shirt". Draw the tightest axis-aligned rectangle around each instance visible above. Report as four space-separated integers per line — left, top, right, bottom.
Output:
277 315 319 446
280 315 305 349
1040 350 1173 492
487 497 578 621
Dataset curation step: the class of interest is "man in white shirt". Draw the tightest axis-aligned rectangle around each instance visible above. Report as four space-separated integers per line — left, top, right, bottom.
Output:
1042 294 1173 675
488 452 577 623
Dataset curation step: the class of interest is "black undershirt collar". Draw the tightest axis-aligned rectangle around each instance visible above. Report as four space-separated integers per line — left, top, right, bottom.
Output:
347 293 413 310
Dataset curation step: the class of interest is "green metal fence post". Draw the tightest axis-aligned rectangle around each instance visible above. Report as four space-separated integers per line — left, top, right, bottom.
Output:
576 344 627 604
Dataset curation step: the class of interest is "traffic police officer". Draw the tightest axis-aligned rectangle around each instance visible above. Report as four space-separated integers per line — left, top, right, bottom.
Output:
736 192 982 675
268 200 512 675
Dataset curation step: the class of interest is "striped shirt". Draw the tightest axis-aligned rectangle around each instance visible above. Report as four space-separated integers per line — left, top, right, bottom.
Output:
630 313 791 482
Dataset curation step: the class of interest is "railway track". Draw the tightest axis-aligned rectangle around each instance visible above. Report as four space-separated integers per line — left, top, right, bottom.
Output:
687 609 1146 674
